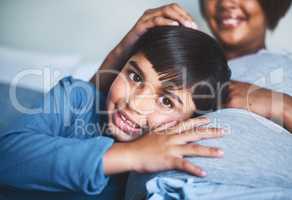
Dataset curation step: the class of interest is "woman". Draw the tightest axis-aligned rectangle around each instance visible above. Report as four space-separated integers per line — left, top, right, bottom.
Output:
93 1 292 132
200 0 292 60
199 0 292 132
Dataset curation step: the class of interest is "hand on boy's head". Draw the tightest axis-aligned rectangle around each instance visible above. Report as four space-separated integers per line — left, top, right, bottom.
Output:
138 3 197 31
119 3 198 54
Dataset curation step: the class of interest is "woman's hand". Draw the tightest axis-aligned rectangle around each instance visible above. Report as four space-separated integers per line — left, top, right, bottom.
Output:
103 117 224 177
225 80 292 132
117 3 197 56
92 3 198 92
225 81 274 118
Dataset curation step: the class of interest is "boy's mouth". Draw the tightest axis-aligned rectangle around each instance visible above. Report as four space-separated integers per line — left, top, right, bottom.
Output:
113 110 143 136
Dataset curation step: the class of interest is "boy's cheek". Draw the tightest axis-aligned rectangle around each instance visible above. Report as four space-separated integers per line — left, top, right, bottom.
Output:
147 112 181 130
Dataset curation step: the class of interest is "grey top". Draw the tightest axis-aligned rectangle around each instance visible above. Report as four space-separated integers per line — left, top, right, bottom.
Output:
229 49 292 94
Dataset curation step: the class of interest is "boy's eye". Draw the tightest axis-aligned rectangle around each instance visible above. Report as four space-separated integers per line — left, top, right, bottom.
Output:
159 96 174 109
129 71 143 83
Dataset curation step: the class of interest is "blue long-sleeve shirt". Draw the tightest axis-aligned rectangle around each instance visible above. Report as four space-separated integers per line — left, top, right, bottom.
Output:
0 77 114 195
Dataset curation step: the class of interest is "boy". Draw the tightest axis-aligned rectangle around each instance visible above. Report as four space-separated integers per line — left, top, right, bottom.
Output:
0 26 230 196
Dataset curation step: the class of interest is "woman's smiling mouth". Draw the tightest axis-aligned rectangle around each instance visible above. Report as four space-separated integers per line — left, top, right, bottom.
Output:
217 12 248 29
113 110 142 136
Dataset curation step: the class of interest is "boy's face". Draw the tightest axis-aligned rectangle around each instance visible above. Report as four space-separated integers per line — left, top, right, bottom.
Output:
106 53 196 142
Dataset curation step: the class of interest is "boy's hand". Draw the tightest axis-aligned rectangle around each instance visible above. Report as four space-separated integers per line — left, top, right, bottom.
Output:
104 117 224 177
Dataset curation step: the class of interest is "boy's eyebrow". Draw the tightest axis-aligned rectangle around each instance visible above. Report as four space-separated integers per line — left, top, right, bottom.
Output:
163 89 183 105
129 60 183 106
129 60 145 77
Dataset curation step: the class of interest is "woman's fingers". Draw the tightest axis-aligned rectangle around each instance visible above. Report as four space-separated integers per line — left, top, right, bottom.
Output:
158 5 195 29
170 3 197 28
177 143 224 158
130 3 197 44
172 157 206 177
133 16 179 39
142 3 197 29
144 16 180 29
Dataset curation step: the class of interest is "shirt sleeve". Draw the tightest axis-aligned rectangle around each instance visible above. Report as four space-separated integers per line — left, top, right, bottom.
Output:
0 77 114 195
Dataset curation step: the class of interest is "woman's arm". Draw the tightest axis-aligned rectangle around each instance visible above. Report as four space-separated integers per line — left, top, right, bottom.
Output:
226 80 292 132
90 3 197 92
281 94 292 131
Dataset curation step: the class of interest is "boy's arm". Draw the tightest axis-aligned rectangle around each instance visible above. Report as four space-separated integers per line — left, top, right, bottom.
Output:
0 77 114 195
0 131 113 194
90 3 196 92
0 77 224 194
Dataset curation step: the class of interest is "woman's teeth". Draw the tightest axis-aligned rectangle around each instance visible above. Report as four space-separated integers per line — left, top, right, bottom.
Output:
222 18 241 27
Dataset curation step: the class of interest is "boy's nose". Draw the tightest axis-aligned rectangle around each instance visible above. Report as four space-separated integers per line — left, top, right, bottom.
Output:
128 88 156 115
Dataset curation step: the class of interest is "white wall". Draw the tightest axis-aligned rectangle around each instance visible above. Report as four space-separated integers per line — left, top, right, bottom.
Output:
0 0 291 63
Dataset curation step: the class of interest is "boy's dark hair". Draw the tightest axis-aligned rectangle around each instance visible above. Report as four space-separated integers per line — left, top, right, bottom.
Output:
199 0 292 30
131 26 231 115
